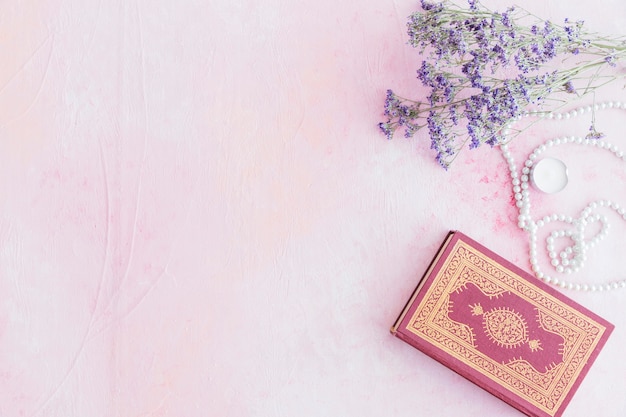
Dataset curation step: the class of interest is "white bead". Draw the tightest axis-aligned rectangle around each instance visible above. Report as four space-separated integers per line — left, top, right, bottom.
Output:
502 113 626 293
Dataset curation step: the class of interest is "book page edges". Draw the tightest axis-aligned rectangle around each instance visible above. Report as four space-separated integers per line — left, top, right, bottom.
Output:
390 231 456 335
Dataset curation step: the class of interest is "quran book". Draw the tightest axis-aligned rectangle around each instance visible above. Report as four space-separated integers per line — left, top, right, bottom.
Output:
391 231 614 417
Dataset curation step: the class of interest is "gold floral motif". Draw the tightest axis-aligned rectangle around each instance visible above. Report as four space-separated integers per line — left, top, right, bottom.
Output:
528 339 543 352
431 297 476 346
482 307 528 349
469 303 483 316
536 309 580 359
505 359 562 390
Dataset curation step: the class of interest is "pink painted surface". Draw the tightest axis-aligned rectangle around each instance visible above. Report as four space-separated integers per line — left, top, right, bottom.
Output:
0 0 625 416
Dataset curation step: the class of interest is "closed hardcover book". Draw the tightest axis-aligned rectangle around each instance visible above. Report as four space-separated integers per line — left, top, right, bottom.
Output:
391 231 614 417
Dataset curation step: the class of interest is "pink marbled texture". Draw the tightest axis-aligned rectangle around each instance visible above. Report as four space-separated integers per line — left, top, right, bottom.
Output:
0 0 625 416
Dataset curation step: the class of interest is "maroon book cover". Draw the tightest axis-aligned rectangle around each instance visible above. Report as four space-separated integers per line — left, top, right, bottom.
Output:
391 231 614 417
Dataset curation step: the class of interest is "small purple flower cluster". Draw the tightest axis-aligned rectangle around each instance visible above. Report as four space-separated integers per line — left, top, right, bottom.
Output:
381 0 625 169
586 123 606 140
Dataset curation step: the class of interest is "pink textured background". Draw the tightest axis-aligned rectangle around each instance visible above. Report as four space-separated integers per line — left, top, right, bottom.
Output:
0 0 625 416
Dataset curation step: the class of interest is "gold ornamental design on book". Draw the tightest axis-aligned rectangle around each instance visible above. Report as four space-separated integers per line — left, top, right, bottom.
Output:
476 305 529 349
470 303 544 352
406 240 607 416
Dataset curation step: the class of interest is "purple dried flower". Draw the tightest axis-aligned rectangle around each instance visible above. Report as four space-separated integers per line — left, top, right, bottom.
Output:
379 122 393 140
500 7 514 28
420 0 443 12
381 0 625 168
586 124 605 140
605 50 618 67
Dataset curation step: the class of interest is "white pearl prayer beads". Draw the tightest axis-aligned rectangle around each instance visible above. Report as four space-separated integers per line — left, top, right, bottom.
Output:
501 101 626 291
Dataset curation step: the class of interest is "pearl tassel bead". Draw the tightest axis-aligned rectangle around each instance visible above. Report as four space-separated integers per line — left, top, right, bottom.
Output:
501 101 626 291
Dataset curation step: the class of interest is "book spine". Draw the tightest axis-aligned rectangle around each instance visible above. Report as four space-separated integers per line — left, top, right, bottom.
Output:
390 231 455 334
